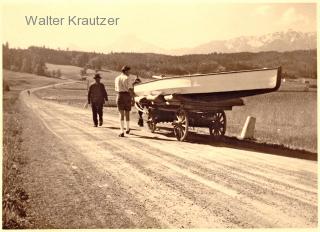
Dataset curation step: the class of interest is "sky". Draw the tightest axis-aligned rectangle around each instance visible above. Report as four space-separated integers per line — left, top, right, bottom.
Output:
0 0 317 52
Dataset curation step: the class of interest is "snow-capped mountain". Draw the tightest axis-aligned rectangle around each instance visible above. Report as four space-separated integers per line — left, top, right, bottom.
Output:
104 30 316 55
171 30 316 55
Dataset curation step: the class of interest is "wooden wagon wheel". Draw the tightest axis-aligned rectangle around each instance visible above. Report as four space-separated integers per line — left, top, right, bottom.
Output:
173 109 189 141
209 111 226 137
147 110 157 133
147 119 157 133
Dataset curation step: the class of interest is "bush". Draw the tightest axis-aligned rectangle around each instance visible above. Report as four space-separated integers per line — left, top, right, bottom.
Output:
3 81 10 91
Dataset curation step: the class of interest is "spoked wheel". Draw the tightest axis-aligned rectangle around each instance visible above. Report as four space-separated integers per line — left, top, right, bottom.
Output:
147 119 157 133
147 110 157 133
173 109 189 141
209 111 226 137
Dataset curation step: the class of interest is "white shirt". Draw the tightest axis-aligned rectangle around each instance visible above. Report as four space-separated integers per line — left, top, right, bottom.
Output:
115 73 133 92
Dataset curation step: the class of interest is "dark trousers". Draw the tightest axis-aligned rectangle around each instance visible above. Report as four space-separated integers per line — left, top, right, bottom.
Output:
138 111 143 126
91 102 103 125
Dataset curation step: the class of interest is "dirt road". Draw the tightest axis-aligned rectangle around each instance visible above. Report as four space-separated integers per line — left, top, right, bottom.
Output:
19 83 317 228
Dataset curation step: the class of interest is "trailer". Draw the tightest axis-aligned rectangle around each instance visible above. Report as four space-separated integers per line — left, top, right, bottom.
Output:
135 95 244 141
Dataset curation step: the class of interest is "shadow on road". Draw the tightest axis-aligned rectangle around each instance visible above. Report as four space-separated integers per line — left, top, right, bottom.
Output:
155 126 317 161
129 133 174 142
102 126 139 131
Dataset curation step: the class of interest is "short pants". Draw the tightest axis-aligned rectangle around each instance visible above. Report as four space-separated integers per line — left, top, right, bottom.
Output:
117 92 132 111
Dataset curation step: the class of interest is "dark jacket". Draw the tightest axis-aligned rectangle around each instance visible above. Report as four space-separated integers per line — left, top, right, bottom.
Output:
88 82 108 104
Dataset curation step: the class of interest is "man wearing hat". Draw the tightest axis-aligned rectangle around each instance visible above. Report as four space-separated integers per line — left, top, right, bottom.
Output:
88 73 108 127
115 65 134 137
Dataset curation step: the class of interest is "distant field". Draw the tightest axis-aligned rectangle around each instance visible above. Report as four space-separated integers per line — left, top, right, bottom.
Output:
40 63 145 107
46 63 95 79
3 70 64 97
35 64 317 152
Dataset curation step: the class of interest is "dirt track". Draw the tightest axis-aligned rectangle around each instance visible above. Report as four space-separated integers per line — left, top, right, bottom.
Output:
19 83 317 228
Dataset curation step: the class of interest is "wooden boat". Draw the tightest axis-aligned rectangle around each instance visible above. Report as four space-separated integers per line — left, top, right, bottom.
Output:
134 67 281 100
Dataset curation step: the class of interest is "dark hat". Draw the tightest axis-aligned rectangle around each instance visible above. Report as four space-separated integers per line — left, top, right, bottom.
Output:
94 73 101 79
121 65 131 72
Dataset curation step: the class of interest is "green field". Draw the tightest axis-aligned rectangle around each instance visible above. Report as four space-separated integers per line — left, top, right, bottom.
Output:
28 64 318 152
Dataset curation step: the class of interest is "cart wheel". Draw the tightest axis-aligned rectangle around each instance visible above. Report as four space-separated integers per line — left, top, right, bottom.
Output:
173 109 189 141
147 119 157 133
209 111 226 137
146 108 157 133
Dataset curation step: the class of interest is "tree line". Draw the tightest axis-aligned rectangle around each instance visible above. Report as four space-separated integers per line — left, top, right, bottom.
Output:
2 42 317 79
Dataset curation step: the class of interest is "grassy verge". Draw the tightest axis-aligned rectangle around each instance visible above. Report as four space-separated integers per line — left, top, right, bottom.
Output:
226 91 316 152
2 70 64 228
2 86 32 228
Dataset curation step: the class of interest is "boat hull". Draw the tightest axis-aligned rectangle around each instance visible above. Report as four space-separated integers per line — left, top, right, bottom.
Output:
134 67 281 99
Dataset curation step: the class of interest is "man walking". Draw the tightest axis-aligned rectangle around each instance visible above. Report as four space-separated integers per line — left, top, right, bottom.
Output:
88 73 108 127
115 65 134 137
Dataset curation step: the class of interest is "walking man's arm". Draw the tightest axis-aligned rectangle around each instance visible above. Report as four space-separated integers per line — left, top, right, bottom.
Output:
102 84 108 101
88 85 91 104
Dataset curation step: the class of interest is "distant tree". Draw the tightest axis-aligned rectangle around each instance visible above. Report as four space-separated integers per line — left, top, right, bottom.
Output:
12 54 22 71
74 53 89 67
88 56 102 70
20 57 32 73
31 56 46 76
56 69 61 77
51 70 56 77
3 81 10 91
2 43 10 69
80 68 87 76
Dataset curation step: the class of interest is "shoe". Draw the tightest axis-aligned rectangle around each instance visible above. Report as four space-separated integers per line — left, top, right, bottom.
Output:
126 129 130 134
118 133 124 137
94 124 98 127
99 121 103 126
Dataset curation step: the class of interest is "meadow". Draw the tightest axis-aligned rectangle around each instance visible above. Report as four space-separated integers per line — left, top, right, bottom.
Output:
37 64 120 107
36 64 317 152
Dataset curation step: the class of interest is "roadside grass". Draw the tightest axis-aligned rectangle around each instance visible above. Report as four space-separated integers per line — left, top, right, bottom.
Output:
2 70 64 228
226 80 316 152
226 91 316 152
2 92 31 228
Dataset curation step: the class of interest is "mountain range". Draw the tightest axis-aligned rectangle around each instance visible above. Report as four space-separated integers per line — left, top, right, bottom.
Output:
106 30 316 55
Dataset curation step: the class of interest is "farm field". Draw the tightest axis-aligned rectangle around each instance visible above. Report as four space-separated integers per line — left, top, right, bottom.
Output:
34 64 317 153
45 63 123 105
46 63 96 79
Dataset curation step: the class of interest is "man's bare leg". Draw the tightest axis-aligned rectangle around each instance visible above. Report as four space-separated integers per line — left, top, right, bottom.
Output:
125 111 130 133
119 110 125 136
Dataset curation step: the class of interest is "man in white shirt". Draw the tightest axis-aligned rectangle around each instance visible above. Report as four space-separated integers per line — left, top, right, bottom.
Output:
115 65 134 137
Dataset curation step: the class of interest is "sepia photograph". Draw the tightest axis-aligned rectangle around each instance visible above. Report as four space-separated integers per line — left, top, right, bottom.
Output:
1 0 318 229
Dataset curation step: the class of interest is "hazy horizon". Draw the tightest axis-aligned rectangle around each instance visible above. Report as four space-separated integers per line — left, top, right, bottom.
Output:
1 0 317 54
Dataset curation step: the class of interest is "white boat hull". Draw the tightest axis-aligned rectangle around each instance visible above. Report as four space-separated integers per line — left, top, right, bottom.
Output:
134 67 281 97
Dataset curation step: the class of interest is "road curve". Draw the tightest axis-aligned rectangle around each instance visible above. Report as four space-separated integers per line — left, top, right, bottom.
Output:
20 84 317 228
